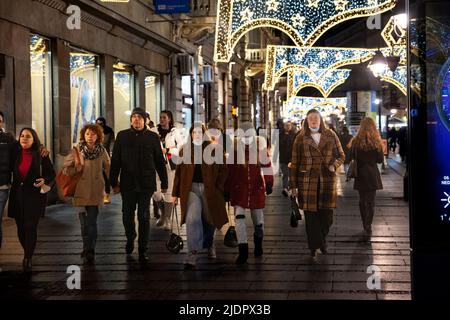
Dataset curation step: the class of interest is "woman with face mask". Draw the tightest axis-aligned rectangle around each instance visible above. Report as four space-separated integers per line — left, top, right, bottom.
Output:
172 123 228 269
153 111 184 229
225 122 274 265
290 109 345 263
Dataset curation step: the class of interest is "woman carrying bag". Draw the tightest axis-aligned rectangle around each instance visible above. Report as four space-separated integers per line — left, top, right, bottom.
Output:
172 124 228 269
225 122 274 265
154 110 184 228
63 124 110 264
290 109 345 263
8 128 55 272
350 117 384 236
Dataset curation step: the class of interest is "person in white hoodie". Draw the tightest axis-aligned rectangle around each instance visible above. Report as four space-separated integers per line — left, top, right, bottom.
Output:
153 110 184 228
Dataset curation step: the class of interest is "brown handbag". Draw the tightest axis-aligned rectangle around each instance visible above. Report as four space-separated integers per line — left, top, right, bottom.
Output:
56 147 83 198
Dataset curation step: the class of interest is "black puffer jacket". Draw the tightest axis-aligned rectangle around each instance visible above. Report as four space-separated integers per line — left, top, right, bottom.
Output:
110 127 168 193
0 131 16 186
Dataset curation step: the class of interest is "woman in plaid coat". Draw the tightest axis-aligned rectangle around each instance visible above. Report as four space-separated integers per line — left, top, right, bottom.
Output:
290 109 345 263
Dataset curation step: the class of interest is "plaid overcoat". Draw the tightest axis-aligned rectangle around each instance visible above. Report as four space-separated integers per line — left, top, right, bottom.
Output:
289 128 345 212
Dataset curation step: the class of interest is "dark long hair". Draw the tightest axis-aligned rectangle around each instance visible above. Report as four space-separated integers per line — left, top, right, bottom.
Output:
18 127 41 152
302 109 327 135
17 128 41 165
160 110 174 129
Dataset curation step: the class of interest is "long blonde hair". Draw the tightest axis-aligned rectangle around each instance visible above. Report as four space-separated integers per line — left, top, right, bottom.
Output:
353 117 383 151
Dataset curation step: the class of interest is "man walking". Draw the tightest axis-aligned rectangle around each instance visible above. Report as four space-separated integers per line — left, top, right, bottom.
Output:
110 108 168 262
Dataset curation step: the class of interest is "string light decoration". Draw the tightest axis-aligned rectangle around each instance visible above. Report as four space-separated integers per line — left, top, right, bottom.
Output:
283 96 348 122
379 65 407 95
265 44 407 89
287 68 351 98
214 0 397 62
265 45 376 89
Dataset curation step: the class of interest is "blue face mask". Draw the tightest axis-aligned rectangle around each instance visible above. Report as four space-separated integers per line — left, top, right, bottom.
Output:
309 127 320 133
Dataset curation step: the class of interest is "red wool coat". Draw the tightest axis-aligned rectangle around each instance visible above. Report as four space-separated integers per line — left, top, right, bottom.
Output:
225 147 274 209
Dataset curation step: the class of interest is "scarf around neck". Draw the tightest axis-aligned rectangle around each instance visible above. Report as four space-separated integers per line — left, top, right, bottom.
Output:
79 142 103 160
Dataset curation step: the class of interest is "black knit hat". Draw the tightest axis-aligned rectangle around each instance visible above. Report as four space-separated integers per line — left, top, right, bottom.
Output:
130 107 146 120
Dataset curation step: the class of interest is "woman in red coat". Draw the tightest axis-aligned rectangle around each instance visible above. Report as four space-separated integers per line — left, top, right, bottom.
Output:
225 122 273 264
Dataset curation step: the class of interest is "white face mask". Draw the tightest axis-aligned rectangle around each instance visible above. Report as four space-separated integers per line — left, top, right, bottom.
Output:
241 136 254 145
193 139 203 146
309 127 320 133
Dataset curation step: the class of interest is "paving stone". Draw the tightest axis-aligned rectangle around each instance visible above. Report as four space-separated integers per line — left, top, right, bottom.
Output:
0 172 411 300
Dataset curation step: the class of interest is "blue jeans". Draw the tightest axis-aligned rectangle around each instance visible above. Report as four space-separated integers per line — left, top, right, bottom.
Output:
79 206 99 252
0 189 9 248
186 183 215 252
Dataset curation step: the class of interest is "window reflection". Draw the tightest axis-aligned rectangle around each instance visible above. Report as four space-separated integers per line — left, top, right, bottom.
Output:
114 63 134 132
70 51 100 144
30 34 52 150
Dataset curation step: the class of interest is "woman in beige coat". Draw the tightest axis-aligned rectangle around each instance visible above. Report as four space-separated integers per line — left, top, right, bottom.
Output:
63 124 110 264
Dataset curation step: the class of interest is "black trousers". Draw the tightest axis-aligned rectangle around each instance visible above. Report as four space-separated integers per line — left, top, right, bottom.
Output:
304 210 333 252
358 190 376 230
103 171 111 194
121 190 151 253
304 178 333 252
15 213 41 259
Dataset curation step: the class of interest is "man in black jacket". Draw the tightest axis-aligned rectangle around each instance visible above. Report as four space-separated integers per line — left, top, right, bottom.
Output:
0 111 15 248
110 108 168 262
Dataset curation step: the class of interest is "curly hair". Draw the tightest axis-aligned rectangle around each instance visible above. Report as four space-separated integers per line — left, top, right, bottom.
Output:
79 124 104 144
353 117 383 151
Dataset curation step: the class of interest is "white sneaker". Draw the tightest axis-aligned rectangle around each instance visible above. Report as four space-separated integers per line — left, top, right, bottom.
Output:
184 251 197 269
207 246 216 259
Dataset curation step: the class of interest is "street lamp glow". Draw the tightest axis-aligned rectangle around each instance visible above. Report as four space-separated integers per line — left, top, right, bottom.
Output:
394 13 408 30
375 98 381 105
368 50 388 77
390 108 397 114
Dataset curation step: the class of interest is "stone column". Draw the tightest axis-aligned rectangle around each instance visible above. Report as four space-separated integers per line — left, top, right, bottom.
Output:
134 65 146 110
52 38 71 158
100 55 115 128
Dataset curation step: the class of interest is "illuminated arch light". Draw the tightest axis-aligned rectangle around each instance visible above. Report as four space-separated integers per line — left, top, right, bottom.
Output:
265 44 407 90
287 68 351 98
265 45 376 90
285 96 348 121
379 66 407 95
214 0 398 62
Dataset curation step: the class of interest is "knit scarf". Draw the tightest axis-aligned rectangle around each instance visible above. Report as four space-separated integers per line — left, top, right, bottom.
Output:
79 142 103 160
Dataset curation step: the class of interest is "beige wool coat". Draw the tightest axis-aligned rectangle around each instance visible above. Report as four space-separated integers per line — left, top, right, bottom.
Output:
63 145 110 206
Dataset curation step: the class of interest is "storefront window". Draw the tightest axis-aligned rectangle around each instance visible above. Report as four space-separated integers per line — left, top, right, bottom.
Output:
182 75 193 129
145 74 161 124
114 63 134 132
70 51 100 144
30 34 52 150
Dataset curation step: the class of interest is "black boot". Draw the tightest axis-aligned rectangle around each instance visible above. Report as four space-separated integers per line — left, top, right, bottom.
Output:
153 200 161 219
236 243 248 265
254 235 263 257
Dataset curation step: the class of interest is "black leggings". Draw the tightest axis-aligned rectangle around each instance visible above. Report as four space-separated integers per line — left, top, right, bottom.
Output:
15 214 41 259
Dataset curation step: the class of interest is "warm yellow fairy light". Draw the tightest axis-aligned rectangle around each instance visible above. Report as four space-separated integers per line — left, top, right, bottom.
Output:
214 0 397 62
